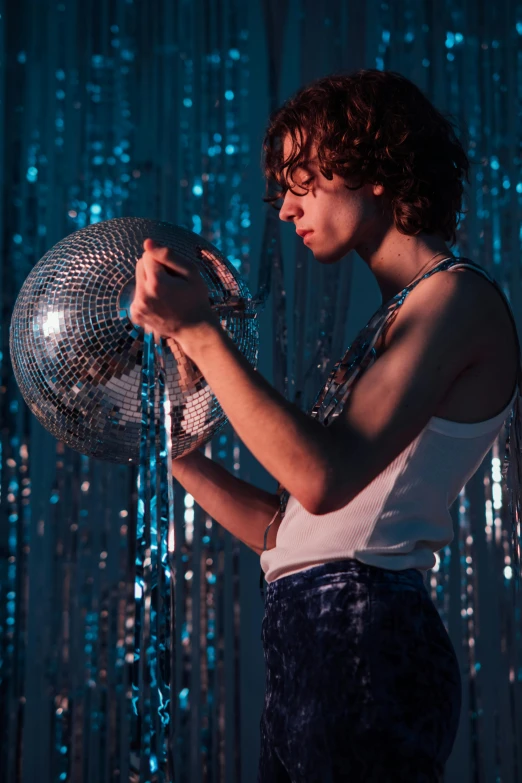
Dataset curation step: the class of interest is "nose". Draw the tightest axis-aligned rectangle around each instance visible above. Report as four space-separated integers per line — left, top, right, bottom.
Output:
278 190 304 223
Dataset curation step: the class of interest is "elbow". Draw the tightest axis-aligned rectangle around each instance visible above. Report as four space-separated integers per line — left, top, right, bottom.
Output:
296 453 354 515
300 481 355 516
299 484 335 516
302 495 335 516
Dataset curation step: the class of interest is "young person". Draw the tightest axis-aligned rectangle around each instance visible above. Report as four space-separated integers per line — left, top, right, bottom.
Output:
131 70 521 781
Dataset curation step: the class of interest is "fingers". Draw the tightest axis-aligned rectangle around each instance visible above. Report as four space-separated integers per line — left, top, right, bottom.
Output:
142 238 195 279
135 251 146 285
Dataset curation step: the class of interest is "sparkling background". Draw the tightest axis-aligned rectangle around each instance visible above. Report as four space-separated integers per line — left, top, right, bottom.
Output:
0 0 521 780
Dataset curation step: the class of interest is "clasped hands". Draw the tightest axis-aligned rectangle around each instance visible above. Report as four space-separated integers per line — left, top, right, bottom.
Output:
130 238 219 358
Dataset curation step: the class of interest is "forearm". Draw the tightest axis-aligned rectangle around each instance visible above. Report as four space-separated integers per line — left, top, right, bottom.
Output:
171 448 281 555
168 326 334 513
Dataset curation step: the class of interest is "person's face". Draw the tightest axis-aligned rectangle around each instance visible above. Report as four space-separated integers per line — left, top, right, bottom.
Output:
278 134 387 264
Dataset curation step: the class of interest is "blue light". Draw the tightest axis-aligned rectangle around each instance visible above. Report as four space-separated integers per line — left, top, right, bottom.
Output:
225 90 234 101
517 183 522 193
225 144 235 155
213 133 222 142
17 51 26 64
422 58 430 67
445 32 455 48
404 32 414 43
192 184 203 197
229 48 240 60
382 30 390 44
90 204 102 215
183 98 192 107
490 156 500 170
26 166 38 183
517 22 522 35
375 57 384 71
92 155 104 165
192 214 202 234
455 32 464 43
13 234 22 245
179 688 189 710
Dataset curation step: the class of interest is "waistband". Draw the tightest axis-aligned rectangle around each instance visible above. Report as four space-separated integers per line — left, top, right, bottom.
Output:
262 558 426 605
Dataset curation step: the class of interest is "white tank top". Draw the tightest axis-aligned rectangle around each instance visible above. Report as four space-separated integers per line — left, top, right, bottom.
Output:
260 260 521 584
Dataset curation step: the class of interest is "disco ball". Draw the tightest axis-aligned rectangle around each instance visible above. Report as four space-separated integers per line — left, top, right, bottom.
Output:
9 217 259 464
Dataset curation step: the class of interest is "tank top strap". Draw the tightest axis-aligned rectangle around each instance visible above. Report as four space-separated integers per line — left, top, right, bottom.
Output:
308 255 457 425
309 255 522 426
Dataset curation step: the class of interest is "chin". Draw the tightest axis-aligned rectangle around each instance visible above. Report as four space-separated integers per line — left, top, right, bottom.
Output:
313 246 348 265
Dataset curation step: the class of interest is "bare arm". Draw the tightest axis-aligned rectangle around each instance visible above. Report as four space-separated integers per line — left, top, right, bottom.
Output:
171 449 281 556
172 271 480 516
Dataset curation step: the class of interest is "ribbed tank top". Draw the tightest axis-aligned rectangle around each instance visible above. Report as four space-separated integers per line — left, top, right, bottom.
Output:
260 258 521 584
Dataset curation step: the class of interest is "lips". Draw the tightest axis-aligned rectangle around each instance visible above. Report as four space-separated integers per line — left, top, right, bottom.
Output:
296 229 313 239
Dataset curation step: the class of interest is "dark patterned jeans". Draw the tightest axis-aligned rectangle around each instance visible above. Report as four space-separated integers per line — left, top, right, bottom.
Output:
258 559 461 782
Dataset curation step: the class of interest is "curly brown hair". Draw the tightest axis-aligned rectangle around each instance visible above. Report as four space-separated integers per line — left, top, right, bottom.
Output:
261 69 470 245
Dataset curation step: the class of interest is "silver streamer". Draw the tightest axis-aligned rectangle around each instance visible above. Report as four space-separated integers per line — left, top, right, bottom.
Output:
6 217 258 782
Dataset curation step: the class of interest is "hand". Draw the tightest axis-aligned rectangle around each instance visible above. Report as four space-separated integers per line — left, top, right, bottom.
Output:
130 238 219 352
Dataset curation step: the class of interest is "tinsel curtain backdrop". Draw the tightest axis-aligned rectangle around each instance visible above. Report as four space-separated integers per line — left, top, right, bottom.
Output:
0 0 521 781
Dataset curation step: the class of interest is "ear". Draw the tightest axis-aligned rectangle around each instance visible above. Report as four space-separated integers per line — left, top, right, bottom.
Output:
373 183 385 196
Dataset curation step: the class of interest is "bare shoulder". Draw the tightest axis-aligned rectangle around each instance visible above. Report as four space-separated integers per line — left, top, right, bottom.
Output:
378 266 519 421
378 269 483 365
382 267 515 360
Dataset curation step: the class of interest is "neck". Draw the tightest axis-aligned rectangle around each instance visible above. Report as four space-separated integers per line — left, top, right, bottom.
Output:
354 223 454 304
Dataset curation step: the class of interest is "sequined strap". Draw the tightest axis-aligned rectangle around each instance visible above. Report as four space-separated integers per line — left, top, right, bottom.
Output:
307 255 461 425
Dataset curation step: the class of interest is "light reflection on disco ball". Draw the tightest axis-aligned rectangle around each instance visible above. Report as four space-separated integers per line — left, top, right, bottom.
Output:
9 217 259 464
